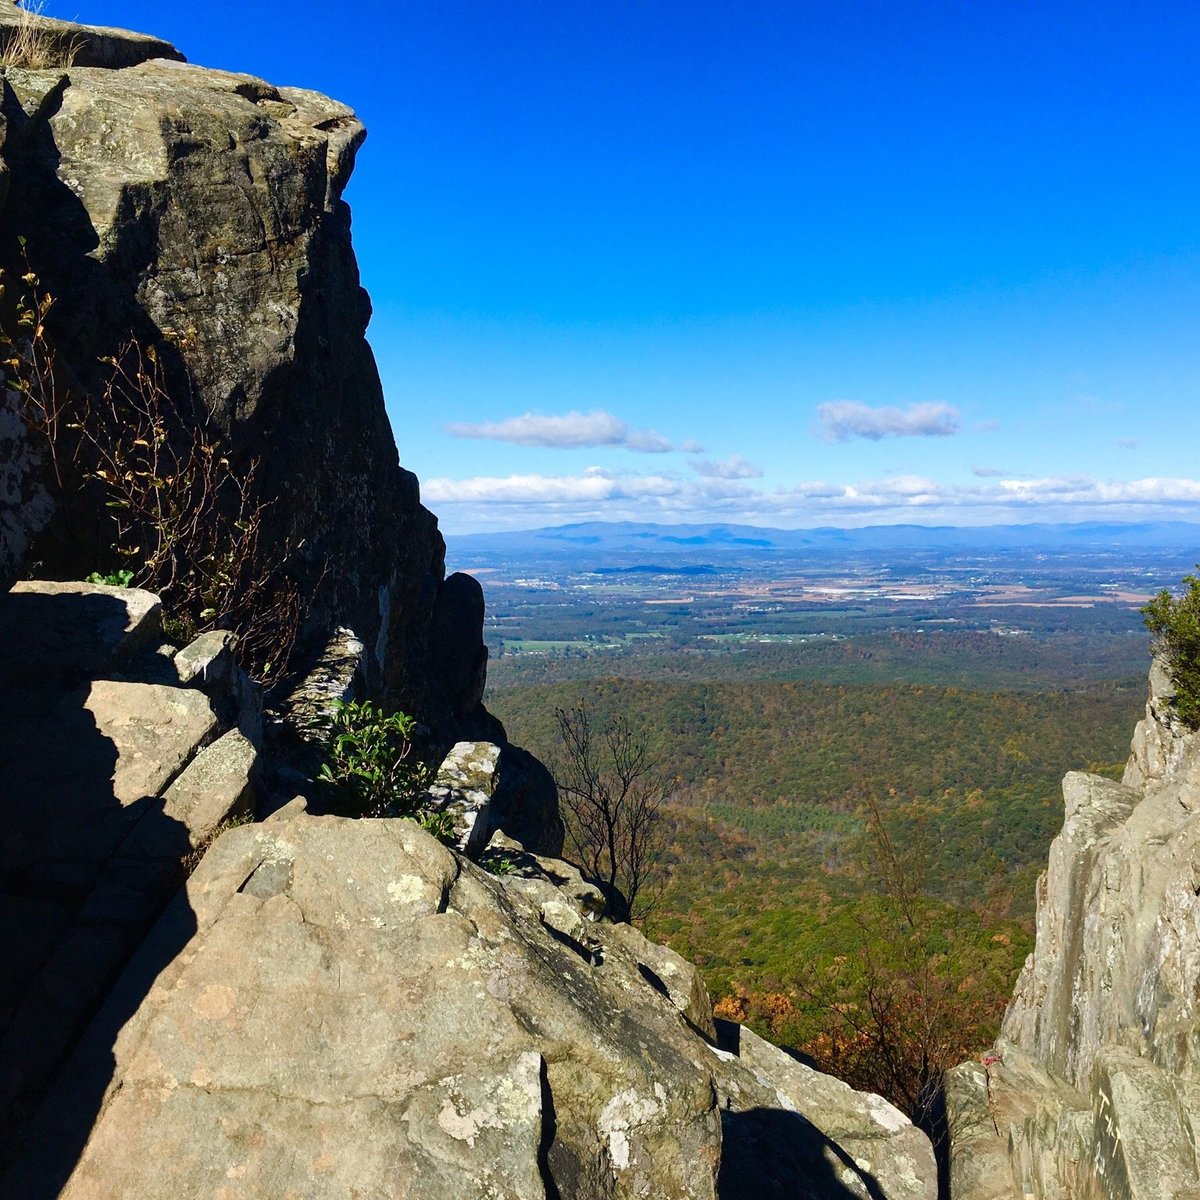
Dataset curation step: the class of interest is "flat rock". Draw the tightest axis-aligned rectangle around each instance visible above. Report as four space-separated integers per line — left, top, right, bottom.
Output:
85 680 220 807
0 582 161 725
0 8 181 69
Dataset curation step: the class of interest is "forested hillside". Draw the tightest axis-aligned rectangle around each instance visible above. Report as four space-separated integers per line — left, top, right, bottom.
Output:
489 673 1143 1058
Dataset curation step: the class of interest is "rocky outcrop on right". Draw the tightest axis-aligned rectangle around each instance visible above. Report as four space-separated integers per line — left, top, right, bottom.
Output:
947 660 1200 1199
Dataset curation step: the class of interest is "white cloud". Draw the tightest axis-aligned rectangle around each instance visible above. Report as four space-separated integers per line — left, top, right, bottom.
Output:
425 468 1200 532
680 439 706 454
972 465 1003 477
815 401 961 442
444 410 673 453
690 454 763 480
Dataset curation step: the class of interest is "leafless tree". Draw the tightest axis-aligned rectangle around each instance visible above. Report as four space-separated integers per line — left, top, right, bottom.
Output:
553 702 667 922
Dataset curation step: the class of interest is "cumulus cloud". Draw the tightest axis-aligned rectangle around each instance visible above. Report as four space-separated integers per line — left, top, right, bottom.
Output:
680 438 706 454
972 466 1003 477
690 454 763 480
444 410 673 453
814 401 961 442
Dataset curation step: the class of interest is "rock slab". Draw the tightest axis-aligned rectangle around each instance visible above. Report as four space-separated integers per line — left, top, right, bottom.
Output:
10 814 938 1199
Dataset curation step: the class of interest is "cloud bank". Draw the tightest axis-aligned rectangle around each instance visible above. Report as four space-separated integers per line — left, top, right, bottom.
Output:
424 468 1200 531
815 401 961 442
445 410 673 453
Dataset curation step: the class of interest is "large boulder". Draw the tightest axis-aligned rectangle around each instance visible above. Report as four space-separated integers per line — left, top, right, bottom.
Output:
0 9 551 819
948 661 1200 1198
7 813 938 1199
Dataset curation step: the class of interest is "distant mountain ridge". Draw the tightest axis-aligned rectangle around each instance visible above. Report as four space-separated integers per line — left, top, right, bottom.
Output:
448 519 1200 558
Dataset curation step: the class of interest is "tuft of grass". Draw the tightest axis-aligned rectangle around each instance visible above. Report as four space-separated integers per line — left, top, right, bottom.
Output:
181 810 254 878
1 2 80 70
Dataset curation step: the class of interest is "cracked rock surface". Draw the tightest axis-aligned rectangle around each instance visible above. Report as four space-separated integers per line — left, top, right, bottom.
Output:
948 660 1200 1199
9 812 937 1199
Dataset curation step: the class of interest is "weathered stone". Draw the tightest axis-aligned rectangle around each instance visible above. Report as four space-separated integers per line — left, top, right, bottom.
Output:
0 578 261 1151
172 630 261 742
269 624 364 744
605 921 718 1040
11 817 725 1200
0 8 182 70
0 47 451 725
85 680 220 806
429 571 489 719
160 728 256 840
6 812 940 1199
714 1022 938 1200
491 741 565 857
423 740 502 857
950 662 1200 1198
0 581 161 712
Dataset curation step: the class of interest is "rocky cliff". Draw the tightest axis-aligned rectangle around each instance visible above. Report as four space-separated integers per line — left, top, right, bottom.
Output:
948 661 1200 1199
0 4 496 747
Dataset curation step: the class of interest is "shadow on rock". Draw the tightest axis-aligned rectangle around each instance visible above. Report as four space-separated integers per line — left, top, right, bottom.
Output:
0 587 198 1196
719 1106 890 1200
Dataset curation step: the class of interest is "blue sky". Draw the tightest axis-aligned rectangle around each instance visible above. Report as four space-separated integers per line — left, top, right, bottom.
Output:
64 1 1200 533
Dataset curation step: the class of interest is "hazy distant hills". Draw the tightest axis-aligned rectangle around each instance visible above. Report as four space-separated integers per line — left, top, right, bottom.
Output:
447 519 1200 562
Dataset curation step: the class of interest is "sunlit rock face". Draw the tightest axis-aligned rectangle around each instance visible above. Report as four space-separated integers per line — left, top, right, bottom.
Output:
6 810 938 1200
948 660 1200 1200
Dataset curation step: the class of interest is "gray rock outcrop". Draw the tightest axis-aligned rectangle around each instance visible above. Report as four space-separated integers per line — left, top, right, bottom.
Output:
5 811 938 1199
947 660 1200 1199
0 11 490 744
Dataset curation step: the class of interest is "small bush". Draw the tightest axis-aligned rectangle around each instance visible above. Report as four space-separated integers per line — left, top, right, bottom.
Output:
5 264 304 681
1142 570 1200 728
318 700 435 819
85 569 134 588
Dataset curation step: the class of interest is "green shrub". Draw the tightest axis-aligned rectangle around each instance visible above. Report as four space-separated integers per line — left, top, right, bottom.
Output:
318 699 435 819
85 569 135 588
1142 570 1200 728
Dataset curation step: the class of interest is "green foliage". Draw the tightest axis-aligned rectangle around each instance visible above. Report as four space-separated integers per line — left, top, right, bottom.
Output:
493 673 1139 1079
417 808 457 844
85 569 135 588
478 846 525 877
318 700 434 820
1142 570 1200 728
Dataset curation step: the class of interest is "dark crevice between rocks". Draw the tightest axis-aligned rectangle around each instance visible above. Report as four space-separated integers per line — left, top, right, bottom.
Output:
636 961 670 1000
435 856 462 916
536 1058 562 1200
635 962 718 1047
540 921 602 968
